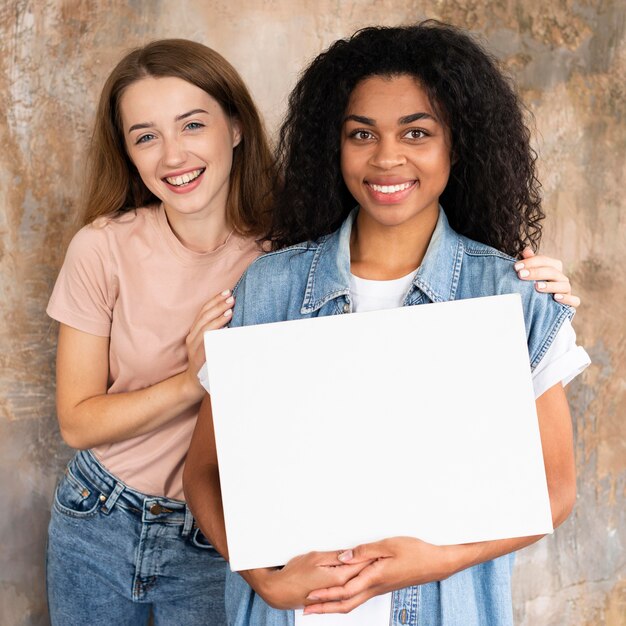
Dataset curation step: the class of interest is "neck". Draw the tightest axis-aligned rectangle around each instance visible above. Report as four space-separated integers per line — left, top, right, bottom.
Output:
162 205 232 253
350 208 439 280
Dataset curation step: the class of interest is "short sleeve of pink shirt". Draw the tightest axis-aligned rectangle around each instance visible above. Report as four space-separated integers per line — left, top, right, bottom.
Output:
47 206 262 499
47 222 116 337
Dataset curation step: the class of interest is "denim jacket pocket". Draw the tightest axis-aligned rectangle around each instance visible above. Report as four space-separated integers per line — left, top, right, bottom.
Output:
53 464 102 518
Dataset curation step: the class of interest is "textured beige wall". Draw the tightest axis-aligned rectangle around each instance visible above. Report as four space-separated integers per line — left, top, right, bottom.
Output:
1 1 624 625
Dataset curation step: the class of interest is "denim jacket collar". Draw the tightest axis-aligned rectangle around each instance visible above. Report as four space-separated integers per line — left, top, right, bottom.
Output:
301 207 463 314
300 210 354 314
410 208 463 304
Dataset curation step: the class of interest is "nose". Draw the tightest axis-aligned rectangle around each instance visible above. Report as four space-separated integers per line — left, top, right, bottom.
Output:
162 135 187 167
369 137 406 170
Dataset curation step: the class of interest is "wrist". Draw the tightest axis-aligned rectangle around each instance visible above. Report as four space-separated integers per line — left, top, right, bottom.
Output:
180 368 204 403
242 567 278 603
442 542 482 578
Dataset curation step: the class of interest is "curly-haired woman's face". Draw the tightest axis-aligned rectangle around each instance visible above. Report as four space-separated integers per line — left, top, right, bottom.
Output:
340 74 451 234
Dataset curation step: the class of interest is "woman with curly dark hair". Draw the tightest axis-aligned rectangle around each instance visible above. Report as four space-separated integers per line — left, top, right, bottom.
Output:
184 21 589 626
270 22 540 255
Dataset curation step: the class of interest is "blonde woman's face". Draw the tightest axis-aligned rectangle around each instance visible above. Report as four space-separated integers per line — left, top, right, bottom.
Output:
121 76 241 222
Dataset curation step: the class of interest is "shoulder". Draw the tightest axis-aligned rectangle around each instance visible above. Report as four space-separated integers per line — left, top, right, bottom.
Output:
231 240 321 326
63 221 112 268
236 240 319 290
459 235 517 271
228 232 265 262
70 207 158 255
457 235 574 369
457 234 568 312
71 208 148 242
95 207 156 235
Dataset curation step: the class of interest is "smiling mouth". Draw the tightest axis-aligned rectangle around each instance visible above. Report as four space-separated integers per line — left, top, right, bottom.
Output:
367 181 416 194
164 168 205 187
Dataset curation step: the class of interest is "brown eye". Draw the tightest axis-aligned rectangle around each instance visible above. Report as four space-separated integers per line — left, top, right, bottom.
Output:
404 129 427 140
349 129 374 141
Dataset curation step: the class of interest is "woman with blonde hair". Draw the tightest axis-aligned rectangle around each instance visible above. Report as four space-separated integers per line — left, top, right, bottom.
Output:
46 39 273 625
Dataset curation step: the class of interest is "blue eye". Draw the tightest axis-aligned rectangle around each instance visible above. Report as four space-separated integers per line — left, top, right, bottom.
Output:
185 121 204 130
136 134 155 145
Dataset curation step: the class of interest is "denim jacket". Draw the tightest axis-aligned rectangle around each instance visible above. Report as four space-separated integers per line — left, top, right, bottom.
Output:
224 209 573 626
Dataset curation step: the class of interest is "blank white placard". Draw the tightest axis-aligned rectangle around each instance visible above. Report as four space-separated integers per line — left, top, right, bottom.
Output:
204 293 553 571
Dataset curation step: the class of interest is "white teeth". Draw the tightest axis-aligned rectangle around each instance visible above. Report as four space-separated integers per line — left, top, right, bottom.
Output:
165 169 203 186
369 181 414 194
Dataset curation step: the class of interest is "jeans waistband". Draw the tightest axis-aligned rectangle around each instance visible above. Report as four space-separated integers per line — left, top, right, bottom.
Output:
72 450 195 535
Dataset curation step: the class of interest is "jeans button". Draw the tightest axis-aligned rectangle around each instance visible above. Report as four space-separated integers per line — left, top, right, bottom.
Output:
150 503 163 515
343 303 350 313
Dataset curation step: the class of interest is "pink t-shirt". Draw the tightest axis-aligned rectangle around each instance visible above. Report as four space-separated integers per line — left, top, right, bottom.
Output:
47 204 262 499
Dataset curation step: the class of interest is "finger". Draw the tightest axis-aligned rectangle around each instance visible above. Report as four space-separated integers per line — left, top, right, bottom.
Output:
307 561 382 602
554 294 581 308
303 590 375 615
312 550 353 566
516 267 569 283
534 280 571 295
515 255 563 272
195 294 235 324
186 316 230 356
186 312 233 364
338 542 391 564
197 289 234 313
322 561 374 590
191 290 235 325
198 305 234 332
521 247 535 260
188 296 235 338
303 560 375 600
297 549 348 567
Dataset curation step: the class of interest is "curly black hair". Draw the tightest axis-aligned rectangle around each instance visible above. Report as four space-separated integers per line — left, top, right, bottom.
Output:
269 20 543 256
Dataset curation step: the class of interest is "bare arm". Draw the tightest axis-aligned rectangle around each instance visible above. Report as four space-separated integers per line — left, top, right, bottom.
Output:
56 291 234 449
303 383 576 614
183 394 375 610
183 394 230 558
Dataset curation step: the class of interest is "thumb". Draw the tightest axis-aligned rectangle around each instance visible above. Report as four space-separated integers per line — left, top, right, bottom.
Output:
521 246 535 260
338 541 388 564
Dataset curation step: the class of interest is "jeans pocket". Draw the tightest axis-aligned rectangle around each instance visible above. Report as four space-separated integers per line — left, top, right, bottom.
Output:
53 464 102 518
190 527 224 560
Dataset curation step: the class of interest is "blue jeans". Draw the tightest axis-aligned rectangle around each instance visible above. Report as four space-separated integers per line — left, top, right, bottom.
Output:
46 450 226 626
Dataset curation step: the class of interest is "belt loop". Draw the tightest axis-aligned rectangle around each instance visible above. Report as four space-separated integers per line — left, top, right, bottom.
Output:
101 481 125 515
182 505 194 537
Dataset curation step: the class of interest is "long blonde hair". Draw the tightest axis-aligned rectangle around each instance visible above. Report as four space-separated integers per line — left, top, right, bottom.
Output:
82 39 274 236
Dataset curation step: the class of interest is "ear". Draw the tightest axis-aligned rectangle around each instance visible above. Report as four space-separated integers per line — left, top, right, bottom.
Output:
232 118 242 148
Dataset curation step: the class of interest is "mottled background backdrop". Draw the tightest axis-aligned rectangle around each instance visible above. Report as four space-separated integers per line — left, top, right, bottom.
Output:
0 1 624 624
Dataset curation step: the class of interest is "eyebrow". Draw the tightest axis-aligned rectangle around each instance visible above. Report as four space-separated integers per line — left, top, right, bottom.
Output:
399 112 436 124
128 109 209 133
344 112 436 126
176 108 209 121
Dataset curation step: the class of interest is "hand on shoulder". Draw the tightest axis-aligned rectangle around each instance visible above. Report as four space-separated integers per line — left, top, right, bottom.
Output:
514 248 580 308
